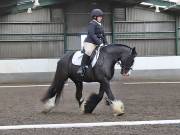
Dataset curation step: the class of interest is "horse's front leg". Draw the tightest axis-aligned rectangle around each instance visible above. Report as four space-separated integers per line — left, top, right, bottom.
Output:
103 79 125 116
102 80 115 101
80 84 105 114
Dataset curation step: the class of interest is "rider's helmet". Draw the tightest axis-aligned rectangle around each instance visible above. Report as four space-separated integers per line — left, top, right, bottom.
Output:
90 9 104 18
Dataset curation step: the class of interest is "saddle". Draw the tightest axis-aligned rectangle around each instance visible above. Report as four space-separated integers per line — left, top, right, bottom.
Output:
72 46 103 68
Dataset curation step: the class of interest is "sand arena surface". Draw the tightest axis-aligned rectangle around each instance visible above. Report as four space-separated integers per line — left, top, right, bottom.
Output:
0 80 180 134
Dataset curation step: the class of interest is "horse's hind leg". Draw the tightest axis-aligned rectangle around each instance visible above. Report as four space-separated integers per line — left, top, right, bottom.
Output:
41 80 56 103
81 84 105 114
41 82 57 113
54 79 67 105
42 79 68 113
73 81 84 107
41 60 68 113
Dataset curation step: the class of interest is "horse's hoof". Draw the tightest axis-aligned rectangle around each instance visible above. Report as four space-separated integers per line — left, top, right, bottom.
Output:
110 100 125 116
41 109 51 114
42 97 56 114
42 104 55 114
113 112 125 116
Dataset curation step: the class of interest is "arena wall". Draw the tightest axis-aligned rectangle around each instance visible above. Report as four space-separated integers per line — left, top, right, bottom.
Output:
0 57 179 83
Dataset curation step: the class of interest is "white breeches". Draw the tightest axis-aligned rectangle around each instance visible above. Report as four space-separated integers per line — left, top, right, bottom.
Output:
83 42 96 56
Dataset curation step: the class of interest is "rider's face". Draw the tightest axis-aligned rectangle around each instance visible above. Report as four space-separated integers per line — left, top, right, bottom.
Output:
97 16 103 22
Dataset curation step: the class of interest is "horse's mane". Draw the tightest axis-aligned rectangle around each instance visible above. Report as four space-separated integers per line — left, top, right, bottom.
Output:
101 44 132 54
105 44 132 49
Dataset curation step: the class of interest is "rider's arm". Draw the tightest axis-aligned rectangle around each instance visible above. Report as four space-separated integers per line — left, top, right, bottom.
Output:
88 23 103 45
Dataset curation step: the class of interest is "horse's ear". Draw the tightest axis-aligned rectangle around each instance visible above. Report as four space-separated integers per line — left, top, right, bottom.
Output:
132 47 137 56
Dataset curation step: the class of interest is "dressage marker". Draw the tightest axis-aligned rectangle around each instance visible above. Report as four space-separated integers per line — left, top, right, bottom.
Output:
0 119 180 130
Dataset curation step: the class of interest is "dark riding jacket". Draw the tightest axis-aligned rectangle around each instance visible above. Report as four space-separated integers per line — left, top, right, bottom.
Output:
84 20 108 46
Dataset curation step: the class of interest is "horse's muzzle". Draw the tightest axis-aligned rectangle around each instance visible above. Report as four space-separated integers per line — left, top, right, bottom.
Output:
121 70 131 76
122 73 129 76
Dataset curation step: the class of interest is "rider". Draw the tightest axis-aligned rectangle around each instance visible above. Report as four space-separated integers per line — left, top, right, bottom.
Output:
77 8 108 76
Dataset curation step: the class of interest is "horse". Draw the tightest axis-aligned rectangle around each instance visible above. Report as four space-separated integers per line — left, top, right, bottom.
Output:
41 44 137 116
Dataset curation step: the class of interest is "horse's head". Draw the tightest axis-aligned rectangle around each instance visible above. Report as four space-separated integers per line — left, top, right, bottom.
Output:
120 47 137 76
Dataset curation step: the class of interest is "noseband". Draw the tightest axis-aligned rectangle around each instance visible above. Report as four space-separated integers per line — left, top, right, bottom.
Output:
117 61 133 71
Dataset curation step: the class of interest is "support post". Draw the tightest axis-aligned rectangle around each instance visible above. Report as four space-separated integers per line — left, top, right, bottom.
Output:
64 10 67 54
111 7 115 44
175 16 179 55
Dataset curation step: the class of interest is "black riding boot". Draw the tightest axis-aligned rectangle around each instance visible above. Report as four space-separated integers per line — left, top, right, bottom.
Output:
77 54 90 76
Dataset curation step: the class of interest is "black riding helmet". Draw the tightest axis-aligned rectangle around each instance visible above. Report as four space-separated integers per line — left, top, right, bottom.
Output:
90 9 104 18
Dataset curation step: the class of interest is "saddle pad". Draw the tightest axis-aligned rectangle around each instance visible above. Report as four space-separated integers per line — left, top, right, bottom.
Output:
72 50 100 68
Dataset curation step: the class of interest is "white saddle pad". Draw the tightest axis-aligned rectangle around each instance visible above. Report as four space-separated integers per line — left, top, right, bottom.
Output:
72 50 100 68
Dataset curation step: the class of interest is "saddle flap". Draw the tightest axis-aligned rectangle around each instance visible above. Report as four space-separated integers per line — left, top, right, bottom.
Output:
72 49 100 68
72 51 83 66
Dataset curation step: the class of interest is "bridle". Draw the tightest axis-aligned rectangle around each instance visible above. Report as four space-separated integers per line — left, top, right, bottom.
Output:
117 59 133 72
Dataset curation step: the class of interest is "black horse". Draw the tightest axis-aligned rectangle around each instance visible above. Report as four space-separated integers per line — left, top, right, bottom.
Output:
41 44 137 116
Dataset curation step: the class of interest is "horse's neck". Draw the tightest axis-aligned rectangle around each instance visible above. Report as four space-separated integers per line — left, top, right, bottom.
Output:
103 45 130 61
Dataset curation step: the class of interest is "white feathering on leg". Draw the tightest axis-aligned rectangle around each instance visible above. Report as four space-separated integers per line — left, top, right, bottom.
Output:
43 96 56 113
80 97 84 103
111 100 125 116
80 100 86 113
